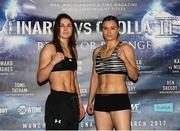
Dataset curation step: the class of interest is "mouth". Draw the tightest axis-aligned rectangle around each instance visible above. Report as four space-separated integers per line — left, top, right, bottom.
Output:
63 32 69 35
107 35 112 37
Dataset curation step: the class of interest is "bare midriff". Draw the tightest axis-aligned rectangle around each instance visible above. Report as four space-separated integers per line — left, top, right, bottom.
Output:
49 71 76 93
96 74 128 94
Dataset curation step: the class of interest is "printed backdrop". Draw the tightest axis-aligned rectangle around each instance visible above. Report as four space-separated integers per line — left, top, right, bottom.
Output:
0 0 180 130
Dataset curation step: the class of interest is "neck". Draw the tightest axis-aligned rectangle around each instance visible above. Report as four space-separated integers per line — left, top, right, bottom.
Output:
60 38 69 48
105 39 119 49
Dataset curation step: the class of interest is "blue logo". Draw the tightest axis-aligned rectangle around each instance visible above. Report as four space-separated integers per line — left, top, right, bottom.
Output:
154 103 173 112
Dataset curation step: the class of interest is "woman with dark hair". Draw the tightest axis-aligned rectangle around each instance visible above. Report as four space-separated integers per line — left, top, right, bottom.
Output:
37 13 85 130
87 15 138 130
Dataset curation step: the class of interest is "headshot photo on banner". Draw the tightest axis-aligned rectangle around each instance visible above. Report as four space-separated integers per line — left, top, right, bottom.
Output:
0 0 180 130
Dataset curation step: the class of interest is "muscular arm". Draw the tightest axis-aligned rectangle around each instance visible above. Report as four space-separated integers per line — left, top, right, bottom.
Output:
88 48 99 104
73 47 84 105
37 44 54 84
74 65 85 120
118 43 139 81
74 71 83 105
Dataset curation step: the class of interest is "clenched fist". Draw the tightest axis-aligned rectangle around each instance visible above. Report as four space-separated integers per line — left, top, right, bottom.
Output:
51 52 65 65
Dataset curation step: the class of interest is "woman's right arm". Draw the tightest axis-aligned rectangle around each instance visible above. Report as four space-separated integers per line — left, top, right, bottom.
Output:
37 44 55 84
87 48 100 115
37 44 65 84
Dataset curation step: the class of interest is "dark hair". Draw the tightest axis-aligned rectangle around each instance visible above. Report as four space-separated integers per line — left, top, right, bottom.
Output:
52 13 77 58
102 15 119 28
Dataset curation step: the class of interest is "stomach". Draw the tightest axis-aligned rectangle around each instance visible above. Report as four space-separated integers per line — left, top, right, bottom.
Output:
96 73 128 94
49 71 77 93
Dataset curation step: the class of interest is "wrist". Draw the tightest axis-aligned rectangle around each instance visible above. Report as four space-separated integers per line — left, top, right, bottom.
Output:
50 60 56 66
88 99 93 104
79 98 83 104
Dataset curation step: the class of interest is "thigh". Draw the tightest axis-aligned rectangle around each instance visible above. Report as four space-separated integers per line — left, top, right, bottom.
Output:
94 111 113 130
45 98 70 130
110 109 131 130
67 119 79 130
67 97 80 130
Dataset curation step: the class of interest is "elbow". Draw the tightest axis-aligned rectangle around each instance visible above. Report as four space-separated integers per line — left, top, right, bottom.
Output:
131 74 138 81
37 70 49 85
129 70 139 82
37 77 43 84
37 73 45 85
37 76 43 84
37 77 47 86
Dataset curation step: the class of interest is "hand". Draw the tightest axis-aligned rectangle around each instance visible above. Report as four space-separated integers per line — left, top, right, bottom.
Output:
79 103 86 121
51 52 65 65
86 102 94 116
117 48 128 63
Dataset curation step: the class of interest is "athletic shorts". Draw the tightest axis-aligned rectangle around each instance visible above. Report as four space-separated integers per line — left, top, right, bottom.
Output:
94 94 131 112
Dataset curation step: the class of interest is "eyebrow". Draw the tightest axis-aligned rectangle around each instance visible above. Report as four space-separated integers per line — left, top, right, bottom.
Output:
103 26 117 28
60 23 72 25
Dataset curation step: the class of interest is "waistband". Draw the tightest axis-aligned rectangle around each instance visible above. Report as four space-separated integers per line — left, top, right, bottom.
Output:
50 89 78 98
95 93 129 96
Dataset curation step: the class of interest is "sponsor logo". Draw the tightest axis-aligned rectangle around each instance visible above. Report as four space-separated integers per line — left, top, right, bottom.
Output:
154 103 173 112
131 103 141 113
54 118 61 124
18 105 42 115
0 107 8 114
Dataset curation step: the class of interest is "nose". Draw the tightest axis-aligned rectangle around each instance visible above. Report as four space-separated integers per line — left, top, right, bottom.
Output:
64 26 68 31
107 29 111 34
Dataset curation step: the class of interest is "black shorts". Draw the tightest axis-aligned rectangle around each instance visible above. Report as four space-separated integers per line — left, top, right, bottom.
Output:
94 94 131 112
45 89 79 130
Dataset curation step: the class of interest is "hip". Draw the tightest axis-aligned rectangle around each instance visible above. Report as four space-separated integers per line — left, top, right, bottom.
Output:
94 93 131 112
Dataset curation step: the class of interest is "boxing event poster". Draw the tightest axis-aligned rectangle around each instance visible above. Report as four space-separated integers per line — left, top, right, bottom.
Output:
0 0 179 130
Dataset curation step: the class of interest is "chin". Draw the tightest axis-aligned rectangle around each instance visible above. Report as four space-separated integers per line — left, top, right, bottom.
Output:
61 35 71 39
105 38 116 41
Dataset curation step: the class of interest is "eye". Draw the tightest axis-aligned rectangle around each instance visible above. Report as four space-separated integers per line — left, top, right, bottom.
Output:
111 27 116 30
67 24 72 27
103 27 107 30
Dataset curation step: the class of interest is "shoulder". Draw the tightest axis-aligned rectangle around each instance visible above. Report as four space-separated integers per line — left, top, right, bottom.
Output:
119 41 134 51
93 46 102 56
40 42 56 56
42 42 56 50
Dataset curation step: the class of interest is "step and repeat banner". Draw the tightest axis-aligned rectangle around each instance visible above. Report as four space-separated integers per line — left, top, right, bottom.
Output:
0 0 180 130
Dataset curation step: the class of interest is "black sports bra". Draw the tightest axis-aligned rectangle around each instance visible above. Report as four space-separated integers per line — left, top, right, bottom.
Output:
52 57 77 72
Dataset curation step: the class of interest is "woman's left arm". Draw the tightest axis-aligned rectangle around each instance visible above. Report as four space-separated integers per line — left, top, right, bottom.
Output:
73 47 85 120
74 71 86 121
118 43 139 81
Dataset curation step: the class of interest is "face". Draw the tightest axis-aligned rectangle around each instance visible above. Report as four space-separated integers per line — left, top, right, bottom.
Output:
59 18 73 39
102 20 119 41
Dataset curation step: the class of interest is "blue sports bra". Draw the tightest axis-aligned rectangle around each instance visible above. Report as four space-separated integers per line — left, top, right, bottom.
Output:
95 43 127 74
52 57 77 72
